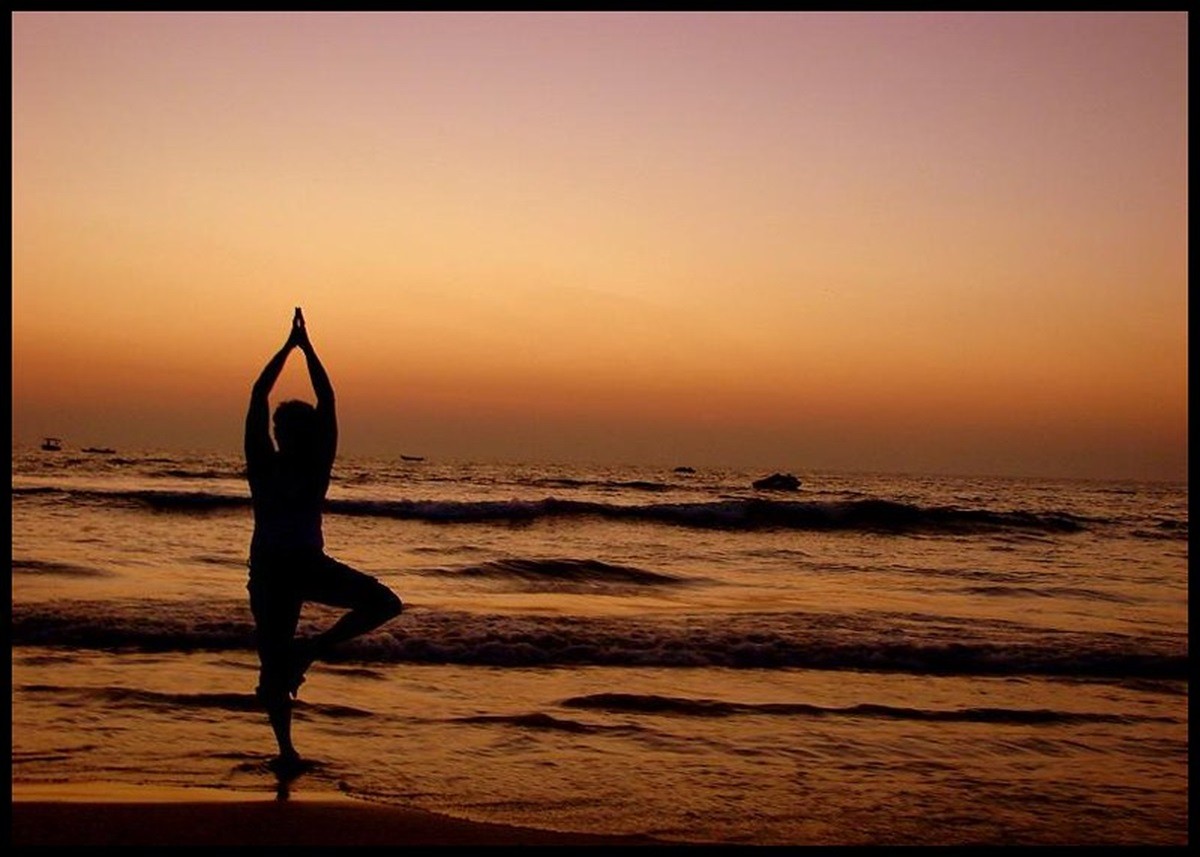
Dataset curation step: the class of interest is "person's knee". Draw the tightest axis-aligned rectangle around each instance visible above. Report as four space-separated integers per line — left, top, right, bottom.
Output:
379 588 403 620
365 584 402 622
256 680 290 708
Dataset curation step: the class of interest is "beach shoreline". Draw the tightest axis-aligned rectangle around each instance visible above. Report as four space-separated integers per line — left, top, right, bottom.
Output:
10 781 671 847
12 454 1188 847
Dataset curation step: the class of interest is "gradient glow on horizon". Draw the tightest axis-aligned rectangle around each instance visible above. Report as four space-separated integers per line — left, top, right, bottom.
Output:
12 12 1188 479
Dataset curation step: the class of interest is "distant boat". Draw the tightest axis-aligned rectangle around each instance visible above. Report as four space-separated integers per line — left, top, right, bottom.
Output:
41 437 62 451
752 472 801 492
82 447 116 454
400 455 425 462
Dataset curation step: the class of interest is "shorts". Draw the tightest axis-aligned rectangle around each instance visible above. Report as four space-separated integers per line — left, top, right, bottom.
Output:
247 549 398 699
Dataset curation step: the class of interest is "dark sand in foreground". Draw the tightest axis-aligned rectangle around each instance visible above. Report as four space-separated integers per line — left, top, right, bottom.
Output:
11 782 669 847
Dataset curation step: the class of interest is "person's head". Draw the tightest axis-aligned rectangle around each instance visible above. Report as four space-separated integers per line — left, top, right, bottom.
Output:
273 399 318 455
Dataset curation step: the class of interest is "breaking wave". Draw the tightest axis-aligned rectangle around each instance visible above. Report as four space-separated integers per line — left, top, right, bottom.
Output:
13 486 1089 534
424 557 689 590
559 692 1174 725
11 601 1186 681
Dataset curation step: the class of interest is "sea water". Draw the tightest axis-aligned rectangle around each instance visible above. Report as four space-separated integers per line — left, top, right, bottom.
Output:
10 448 1188 845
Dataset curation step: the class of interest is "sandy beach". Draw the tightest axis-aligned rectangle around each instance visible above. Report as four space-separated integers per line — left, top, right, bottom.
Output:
10 782 667 847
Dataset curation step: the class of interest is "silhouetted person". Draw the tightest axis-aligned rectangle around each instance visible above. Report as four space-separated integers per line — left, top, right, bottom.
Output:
245 308 403 776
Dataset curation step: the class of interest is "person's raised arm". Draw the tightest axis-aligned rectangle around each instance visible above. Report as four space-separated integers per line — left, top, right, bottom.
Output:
292 308 338 460
245 323 299 467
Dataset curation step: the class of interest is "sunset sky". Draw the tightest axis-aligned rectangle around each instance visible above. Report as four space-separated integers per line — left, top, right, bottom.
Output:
12 12 1188 480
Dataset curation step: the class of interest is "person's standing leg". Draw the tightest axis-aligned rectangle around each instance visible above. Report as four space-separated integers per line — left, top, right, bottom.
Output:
249 574 304 765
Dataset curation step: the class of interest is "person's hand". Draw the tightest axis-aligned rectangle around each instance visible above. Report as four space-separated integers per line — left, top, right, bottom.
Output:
289 307 311 351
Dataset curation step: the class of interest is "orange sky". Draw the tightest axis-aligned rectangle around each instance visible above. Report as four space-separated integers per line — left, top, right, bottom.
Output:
12 12 1188 479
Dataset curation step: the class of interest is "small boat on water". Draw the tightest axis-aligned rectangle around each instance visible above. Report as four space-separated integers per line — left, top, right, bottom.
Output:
400 455 425 462
82 447 117 454
752 472 801 491
41 437 63 451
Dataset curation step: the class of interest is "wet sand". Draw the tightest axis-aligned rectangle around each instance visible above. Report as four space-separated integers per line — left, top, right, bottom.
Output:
10 782 668 847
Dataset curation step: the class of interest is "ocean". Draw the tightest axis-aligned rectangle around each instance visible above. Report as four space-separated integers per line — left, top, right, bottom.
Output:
10 447 1189 845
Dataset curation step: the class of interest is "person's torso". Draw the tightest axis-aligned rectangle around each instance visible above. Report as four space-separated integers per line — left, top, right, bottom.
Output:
248 453 329 554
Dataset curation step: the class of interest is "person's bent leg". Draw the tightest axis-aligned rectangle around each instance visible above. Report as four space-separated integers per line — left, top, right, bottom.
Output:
295 556 403 678
310 585 402 652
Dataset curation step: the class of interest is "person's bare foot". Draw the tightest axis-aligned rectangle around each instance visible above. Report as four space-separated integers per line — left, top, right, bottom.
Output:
268 751 312 780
